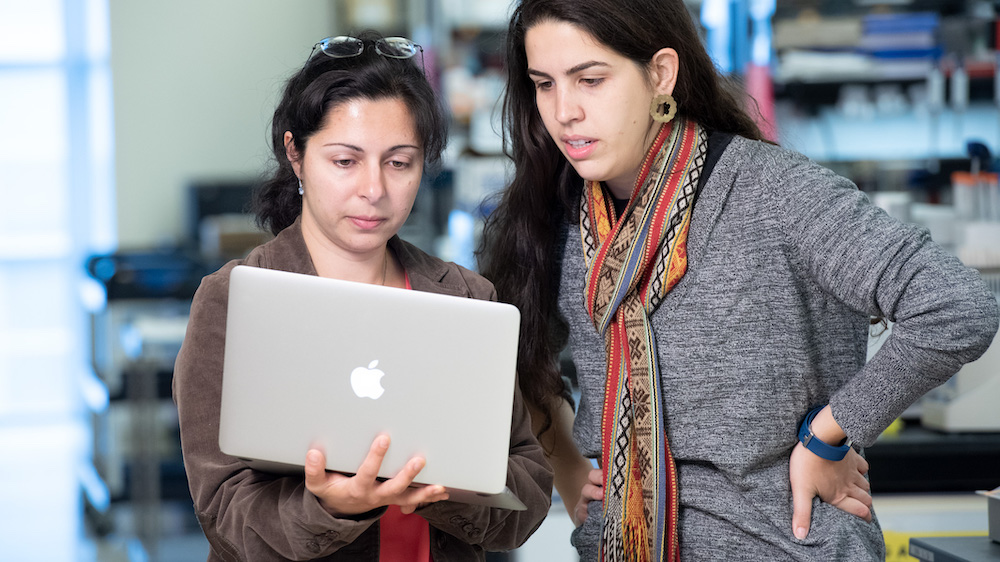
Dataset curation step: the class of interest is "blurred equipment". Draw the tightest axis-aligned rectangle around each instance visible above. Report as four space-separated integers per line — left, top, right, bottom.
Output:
921 141 1000 432
977 486 999 543
85 252 195 558
82 177 268 557
922 331 1000 432
187 180 272 261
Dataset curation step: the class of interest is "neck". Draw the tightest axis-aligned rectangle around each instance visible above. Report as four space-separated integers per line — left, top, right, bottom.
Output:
301 230 390 285
314 250 388 285
604 179 635 201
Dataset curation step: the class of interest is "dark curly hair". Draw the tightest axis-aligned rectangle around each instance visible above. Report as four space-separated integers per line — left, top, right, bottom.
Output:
253 31 447 235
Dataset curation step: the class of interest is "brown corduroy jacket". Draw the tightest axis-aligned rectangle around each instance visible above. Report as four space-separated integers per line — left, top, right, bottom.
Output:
172 218 553 561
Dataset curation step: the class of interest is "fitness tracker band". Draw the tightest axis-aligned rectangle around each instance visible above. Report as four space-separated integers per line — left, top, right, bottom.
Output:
797 405 852 461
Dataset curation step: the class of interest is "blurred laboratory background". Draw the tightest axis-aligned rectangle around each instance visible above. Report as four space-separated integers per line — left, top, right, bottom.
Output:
1 0 999 560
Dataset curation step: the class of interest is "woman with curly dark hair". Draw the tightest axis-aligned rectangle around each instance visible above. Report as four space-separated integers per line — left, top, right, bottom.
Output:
174 31 552 561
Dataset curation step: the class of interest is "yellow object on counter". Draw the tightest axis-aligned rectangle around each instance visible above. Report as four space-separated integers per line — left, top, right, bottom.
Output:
880 417 905 438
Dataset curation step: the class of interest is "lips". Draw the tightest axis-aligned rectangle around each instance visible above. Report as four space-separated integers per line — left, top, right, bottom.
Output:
563 136 597 160
350 216 385 230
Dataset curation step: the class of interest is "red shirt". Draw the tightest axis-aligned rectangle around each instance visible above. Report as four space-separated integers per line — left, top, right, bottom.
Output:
379 505 432 561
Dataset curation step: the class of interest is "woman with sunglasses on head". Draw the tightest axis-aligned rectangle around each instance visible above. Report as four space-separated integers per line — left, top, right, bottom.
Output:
173 31 552 561
478 0 999 560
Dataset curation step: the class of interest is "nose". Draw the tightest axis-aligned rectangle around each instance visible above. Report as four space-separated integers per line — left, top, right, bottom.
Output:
554 85 583 124
360 163 386 202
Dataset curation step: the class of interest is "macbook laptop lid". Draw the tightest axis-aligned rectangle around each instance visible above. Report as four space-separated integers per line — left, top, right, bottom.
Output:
219 265 525 510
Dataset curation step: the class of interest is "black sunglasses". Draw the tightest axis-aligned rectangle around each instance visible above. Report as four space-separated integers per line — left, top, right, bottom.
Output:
306 35 425 71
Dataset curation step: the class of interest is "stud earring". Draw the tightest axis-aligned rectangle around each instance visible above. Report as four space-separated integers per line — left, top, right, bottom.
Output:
650 93 677 123
297 179 304 196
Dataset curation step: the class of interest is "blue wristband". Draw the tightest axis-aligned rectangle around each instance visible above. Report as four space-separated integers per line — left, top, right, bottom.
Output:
797 406 852 461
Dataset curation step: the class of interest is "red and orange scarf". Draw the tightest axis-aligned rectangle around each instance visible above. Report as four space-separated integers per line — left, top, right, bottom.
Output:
580 117 707 562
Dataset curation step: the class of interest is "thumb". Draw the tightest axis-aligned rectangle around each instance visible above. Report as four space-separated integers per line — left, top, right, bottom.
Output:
304 449 327 486
791 481 813 540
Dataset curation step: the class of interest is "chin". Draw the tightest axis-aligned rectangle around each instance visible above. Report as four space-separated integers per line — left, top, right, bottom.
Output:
573 167 608 185
560 159 592 179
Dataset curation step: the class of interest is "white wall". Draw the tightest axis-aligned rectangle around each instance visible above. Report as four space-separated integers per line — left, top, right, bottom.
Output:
109 1 337 249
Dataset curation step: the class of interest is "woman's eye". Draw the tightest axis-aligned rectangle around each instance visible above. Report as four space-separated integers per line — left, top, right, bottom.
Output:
333 159 355 167
581 77 604 87
388 160 411 170
533 80 552 91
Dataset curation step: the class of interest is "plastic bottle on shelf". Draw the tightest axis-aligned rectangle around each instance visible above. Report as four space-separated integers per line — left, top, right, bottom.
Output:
950 170 980 222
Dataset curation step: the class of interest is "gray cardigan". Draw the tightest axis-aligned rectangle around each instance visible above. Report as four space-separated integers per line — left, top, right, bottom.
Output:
559 135 999 560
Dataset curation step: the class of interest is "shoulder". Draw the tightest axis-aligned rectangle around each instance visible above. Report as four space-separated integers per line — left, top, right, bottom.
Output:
187 258 242 331
194 234 283 296
716 136 820 180
706 136 859 215
190 225 307 313
391 237 497 301
448 258 498 301
723 137 847 188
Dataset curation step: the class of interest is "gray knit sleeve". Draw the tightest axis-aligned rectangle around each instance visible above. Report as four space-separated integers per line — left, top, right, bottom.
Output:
759 144 999 445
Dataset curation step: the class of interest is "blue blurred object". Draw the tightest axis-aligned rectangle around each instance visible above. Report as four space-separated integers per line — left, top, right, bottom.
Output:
701 0 732 72
749 0 774 67
85 250 211 300
966 141 993 173
447 209 477 271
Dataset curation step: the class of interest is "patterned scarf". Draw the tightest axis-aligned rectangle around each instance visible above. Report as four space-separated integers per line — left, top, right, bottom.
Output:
580 117 706 562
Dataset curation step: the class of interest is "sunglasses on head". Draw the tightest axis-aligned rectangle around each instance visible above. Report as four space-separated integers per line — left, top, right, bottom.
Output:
306 35 425 71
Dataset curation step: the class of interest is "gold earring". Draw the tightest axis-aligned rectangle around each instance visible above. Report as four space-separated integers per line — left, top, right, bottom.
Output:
650 93 677 123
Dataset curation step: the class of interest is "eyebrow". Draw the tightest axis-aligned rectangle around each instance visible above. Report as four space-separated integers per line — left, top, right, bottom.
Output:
320 142 421 152
527 60 610 79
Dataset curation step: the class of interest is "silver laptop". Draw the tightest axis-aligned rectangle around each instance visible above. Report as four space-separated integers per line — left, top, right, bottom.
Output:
219 265 526 510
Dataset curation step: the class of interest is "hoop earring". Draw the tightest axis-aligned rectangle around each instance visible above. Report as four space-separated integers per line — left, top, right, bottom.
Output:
297 179 304 196
650 93 677 123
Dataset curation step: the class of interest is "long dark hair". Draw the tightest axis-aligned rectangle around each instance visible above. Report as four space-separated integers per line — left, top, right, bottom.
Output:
478 0 767 428
253 31 447 235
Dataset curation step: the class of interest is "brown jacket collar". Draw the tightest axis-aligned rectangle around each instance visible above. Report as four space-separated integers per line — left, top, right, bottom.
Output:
252 217 489 300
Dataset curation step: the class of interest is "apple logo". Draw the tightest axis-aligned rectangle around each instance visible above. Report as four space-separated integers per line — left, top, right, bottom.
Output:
350 359 386 399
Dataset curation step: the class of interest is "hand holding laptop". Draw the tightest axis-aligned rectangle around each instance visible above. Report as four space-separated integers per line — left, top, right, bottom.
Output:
303 435 449 517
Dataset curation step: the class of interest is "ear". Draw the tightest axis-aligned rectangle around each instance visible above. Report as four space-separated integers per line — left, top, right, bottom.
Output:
283 131 302 178
649 47 679 96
